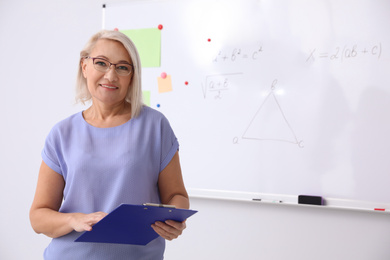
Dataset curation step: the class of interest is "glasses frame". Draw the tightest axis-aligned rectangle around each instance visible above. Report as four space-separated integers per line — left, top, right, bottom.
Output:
85 56 134 76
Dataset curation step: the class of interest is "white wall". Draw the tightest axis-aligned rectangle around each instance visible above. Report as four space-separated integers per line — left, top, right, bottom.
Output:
0 1 389 259
0 0 102 258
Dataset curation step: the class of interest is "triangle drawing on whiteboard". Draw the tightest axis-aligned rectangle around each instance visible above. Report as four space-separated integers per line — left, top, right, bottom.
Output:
242 80 303 147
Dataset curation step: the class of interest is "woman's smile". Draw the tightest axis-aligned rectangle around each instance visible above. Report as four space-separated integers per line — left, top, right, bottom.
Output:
99 83 119 90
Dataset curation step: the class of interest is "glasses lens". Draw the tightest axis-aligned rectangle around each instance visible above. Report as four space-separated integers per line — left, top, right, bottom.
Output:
115 64 132 76
93 58 109 72
91 57 133 76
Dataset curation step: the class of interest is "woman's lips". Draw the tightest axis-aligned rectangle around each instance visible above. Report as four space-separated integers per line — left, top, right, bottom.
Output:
100 84 119 90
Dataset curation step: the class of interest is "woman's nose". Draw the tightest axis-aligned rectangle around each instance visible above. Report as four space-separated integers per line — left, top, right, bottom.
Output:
104 65 118 81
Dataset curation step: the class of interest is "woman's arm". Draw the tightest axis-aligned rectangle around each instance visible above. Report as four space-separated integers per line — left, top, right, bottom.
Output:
29 161 107 238
158 151 189 209
152 151 190 240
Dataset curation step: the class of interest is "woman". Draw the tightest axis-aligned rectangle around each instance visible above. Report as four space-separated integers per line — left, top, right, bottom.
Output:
30 30 189 259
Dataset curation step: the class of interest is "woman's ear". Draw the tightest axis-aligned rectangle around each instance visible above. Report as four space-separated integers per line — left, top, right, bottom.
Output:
81 58 88 78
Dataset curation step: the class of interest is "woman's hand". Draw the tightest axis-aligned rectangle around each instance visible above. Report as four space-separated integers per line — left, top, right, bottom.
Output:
31 161 109 238
69 212 108 232
151 220 187 241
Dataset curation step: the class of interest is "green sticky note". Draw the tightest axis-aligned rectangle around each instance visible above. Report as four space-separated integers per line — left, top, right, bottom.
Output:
121 28 161 68
143 90 151 107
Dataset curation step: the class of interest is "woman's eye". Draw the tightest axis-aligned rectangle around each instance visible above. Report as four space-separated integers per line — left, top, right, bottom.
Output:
117 65 129 71
95 61 108 67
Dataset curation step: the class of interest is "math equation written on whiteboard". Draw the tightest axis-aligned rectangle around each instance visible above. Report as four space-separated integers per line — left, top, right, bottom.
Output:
306 43 382 62
201 73 243 99
201 45 264 99
212 46 264 63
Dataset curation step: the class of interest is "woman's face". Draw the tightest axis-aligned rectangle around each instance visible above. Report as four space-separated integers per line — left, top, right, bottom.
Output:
82 39 133 106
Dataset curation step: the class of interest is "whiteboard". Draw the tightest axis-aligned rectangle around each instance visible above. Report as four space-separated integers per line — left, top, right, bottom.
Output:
105 0 390 205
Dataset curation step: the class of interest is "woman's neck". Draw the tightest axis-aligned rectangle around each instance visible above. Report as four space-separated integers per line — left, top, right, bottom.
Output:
83 101 132 128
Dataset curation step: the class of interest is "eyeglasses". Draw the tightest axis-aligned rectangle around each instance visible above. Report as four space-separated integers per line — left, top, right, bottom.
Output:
85 56 134 76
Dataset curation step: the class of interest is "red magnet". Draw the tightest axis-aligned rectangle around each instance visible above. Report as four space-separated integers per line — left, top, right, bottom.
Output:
158 24 163 30
185 81 189 85
208 38 211 42
114 28 119 31
161 72 167 79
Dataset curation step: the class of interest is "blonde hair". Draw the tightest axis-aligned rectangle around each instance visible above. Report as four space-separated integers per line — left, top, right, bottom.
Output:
75 30 143 118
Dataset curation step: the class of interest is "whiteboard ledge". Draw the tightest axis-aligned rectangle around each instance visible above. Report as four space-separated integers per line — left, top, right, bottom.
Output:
188 188 390 214
188 188 298 203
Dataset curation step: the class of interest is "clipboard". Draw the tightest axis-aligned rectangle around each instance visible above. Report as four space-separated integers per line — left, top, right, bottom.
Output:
74 203 198 245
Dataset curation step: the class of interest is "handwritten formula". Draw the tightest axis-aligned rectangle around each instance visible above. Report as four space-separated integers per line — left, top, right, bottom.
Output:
201 73 243 99
213 46 264 63
306 43 382 62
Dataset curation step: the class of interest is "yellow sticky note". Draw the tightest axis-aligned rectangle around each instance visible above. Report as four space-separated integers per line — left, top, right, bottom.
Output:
121 28 161 68
158 75 172 93
143 90 151 106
